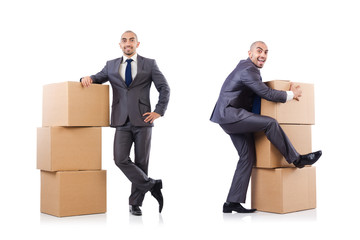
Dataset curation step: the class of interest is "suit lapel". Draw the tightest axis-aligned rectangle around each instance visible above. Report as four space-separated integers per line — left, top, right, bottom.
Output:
116 57 127 87
129 54 145 87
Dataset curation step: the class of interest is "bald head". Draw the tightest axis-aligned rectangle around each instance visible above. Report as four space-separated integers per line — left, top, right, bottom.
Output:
250 41 267 51
122 30 138 41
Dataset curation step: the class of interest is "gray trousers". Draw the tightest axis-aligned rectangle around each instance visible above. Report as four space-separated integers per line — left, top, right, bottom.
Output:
220 114 300 203
114 121 155 206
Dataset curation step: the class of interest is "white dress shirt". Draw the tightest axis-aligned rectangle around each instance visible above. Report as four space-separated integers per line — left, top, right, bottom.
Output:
119 53 138 81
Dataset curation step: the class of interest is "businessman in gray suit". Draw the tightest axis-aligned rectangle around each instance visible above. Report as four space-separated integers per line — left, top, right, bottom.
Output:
210 41 321 213
81 30 170 216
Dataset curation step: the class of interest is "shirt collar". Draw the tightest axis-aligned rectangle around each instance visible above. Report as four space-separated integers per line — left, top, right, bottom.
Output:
122 53 137 63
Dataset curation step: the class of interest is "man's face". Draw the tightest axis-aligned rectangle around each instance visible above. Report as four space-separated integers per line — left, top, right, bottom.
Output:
248 42 268 68
119 32 140 57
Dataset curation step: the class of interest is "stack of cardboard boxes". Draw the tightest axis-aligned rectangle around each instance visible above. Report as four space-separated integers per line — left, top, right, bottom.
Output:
37 82 109 217
251 80 317 214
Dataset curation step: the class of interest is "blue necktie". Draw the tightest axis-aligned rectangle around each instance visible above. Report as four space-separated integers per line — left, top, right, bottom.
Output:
125 59 133 87
252 94 261 114
252 76 262 114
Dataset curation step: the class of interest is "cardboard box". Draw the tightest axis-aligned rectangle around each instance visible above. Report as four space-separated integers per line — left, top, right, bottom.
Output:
41 170 106 217
251 167 316 214
255 124 312 168
42 81 109 127
261 80 315 124
37 127 101 171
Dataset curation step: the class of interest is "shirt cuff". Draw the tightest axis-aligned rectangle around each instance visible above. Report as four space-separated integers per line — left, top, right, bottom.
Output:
286 91 294 101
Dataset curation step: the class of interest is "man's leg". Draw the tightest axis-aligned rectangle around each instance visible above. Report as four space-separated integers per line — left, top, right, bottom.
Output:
113 123 155 196
129 126 152 206
226 133 255 203
221 114 300 163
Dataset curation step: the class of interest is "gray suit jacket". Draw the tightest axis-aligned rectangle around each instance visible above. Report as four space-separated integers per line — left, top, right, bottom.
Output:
210 58 286 124
91 55 170 127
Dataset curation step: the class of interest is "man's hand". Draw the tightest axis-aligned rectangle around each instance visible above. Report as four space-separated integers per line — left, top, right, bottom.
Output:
81 76 93 87
143 112 161 123
290 82 302 101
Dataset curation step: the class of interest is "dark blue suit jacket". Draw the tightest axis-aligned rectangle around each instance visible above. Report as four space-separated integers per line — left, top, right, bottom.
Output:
210 58 286 124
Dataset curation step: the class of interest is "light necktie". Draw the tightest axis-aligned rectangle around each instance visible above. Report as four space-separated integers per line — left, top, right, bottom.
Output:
125 59 133 87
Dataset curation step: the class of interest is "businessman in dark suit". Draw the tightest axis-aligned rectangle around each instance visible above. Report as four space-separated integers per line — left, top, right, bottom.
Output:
81 30 170 216
210 41 321 213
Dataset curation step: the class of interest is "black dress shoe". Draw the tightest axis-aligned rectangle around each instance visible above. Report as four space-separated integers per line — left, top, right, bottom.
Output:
151 180 163 213
223 202 256 213
129 205 142 216
293 150 322 168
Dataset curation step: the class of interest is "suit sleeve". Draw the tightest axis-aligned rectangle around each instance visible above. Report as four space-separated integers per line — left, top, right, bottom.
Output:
241 68 286 103
90 62 110 84
151 60 170 116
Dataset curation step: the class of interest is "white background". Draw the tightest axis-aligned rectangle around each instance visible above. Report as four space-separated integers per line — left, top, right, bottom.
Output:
1 0 359 239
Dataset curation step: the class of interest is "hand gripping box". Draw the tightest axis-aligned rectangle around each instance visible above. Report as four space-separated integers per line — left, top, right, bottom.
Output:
41 170 106 217
254 124 312 168
37 127 101 171
42 81 109 127
251 167 316 214
261 80 315 125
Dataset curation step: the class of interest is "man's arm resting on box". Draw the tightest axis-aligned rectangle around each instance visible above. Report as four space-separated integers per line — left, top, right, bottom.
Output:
80 63 110 87
288 82 302 101
80 76 93 87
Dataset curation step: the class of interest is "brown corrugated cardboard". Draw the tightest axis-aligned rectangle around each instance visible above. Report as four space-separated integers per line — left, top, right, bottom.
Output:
251 167 316 214
261 80 315 124
42 81 109 127
37 127 101 171
41 170 106 217
254 124 312 168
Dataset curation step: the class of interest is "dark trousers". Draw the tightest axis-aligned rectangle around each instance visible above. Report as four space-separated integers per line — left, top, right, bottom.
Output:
220 114 300 203
114 121 155 206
